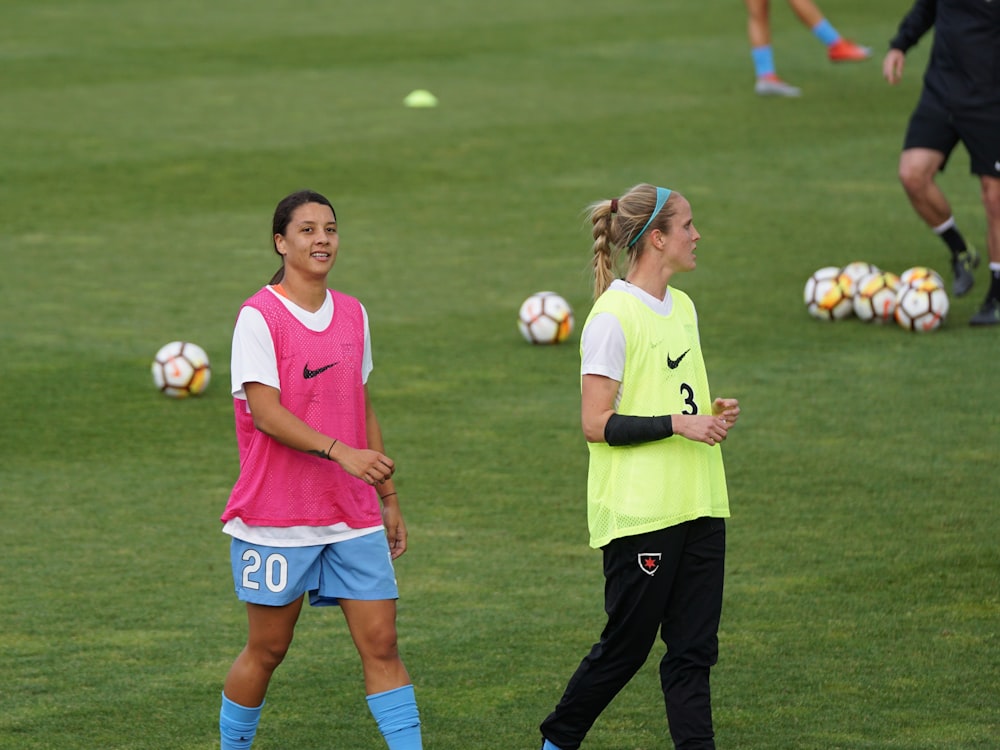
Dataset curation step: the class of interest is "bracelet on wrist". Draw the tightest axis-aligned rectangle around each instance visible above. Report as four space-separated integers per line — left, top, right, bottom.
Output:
379 491 398 501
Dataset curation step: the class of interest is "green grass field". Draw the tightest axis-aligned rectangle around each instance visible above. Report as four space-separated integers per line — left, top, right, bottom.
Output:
2 1 997 748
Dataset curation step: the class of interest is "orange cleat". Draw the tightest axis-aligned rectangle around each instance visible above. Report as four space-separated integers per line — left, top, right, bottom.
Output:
828 39 872 62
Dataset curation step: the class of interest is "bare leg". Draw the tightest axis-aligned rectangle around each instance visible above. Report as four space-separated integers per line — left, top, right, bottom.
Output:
340 598 412 695
898 148 952 227
223 597 303 707
899 147 985 297
786 0 870 61
746 0 803 95
744 0 771 47
981 175 1000 266
786 0 824 28
969 175 1000 322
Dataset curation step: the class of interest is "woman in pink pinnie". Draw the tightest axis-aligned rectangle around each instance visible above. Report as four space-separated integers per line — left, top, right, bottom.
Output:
218 190 422 750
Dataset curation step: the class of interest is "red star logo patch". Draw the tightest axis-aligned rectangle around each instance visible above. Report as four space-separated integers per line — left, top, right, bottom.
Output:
638 553 661 576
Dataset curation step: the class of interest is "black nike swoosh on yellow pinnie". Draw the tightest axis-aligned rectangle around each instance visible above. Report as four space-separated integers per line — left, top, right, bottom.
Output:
303 362 339 379
667 349 690 369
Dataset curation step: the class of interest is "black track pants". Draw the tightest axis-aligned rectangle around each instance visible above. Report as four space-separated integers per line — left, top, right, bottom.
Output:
540 517 726 750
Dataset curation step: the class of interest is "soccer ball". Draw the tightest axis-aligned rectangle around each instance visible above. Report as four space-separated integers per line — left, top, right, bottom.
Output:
899 266 945 291
895 280 949 332
151 341 212 397
804 266 853 320
853 271 900 324
838 261 881 298
518 291 574 344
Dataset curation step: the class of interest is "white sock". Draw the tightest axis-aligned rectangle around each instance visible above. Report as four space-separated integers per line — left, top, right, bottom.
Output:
932 216 956 234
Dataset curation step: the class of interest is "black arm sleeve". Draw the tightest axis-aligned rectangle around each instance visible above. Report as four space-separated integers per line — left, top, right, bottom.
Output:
603 413 673 446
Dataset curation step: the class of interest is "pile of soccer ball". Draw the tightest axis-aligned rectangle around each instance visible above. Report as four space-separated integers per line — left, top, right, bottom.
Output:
151 341 212 397
804 262 950 332
518 291 574 344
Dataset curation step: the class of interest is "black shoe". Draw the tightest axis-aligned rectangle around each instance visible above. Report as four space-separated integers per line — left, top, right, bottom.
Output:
969 296 1000 326
952 246 979 297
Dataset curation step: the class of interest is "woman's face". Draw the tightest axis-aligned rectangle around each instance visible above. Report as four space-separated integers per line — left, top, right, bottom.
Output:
274 201 339 279
657 195 700 273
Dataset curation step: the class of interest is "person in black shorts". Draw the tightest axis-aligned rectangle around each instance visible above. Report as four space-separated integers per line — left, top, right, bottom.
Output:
882 0 1000 326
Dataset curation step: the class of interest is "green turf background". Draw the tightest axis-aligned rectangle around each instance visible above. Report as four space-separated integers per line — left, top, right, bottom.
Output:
1 1 997 748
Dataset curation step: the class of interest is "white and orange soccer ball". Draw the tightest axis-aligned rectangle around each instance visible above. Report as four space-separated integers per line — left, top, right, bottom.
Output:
838 261 881 299
853 271 901 324
895 280 949 332
804 266 853 320
899 266 945 291
151 341 212 397
518 291 574 344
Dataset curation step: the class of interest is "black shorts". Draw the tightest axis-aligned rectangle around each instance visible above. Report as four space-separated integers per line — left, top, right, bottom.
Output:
903 93 1000 177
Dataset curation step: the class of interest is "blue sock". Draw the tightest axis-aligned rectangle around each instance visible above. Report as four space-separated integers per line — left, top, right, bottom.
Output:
542 740 563 750
220 693 264 749
367 685 422 749
751 45 775 78
811 19 841 46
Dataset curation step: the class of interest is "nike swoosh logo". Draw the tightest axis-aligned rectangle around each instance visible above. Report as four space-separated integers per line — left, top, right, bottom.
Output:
667 349 690 369
303 361 339 379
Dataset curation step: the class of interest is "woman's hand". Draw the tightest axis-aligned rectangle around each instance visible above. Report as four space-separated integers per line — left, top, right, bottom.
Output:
331 443 395 486
381 500 408 559
712 397 740 426
674 399 739 446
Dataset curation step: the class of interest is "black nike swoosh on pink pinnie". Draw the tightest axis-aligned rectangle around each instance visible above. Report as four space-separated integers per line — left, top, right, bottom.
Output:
303 362 339 379
667 349 690 369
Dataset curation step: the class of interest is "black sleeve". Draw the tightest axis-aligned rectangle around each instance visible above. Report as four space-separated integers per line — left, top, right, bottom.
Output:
603 413 673 446
889 0 936 52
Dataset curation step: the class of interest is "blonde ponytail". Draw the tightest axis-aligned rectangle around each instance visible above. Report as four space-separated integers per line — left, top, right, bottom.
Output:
586 184 675 299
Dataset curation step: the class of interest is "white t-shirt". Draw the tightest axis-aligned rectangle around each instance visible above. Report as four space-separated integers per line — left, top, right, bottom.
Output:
582 278 684 377
224 286 382 546
230 287 373 399
581 279 695 409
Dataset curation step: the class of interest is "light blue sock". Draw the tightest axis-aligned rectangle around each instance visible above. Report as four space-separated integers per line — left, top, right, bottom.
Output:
542 740 563 750
751 45 775 78
367 684 422 750
811 19 841 46
220 693 264 750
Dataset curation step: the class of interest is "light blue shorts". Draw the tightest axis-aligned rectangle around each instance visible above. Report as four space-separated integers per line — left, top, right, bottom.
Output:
229 531 398 607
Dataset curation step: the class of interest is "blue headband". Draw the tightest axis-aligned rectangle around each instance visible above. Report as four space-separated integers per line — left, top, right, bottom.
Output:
627 186 672 248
